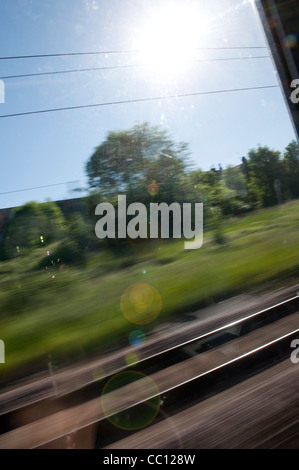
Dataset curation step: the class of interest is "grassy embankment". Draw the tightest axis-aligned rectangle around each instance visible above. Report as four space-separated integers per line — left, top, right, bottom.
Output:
0 199 299 377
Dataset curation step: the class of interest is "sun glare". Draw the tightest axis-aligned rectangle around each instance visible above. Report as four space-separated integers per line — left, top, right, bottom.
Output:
138 4 203 77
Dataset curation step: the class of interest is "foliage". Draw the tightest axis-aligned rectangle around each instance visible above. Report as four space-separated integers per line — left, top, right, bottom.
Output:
282 140 299 199
246 146 283 207
85 122 190 201
3 201 66 258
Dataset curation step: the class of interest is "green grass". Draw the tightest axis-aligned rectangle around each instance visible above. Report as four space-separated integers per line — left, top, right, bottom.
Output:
1 199 299 379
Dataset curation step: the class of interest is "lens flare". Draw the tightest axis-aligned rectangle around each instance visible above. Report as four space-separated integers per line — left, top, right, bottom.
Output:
101 370 160 430
120 283 162 324
125 351 139 366
129 329 146 347
147 181 159 196
285 33 297 48
92 366 106 381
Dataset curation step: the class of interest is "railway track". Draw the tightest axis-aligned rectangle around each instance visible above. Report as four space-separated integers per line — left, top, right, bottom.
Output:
0 295 299 448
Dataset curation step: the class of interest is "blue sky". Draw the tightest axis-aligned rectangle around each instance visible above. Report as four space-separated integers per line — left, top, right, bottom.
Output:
0 0 297 209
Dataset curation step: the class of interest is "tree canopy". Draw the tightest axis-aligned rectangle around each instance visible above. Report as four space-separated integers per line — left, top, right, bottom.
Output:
85 122 190 201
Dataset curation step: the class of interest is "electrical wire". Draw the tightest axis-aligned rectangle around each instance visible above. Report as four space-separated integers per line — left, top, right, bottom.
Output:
0 55 271 81
0 181 80 196
0 46 269 61
0 84 280 119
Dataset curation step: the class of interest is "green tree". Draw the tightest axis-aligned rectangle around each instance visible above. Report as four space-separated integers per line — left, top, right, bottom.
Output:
247 146 283 207
282 140 299 199
5 201 66 256
224 165 247 198
85 122 190 200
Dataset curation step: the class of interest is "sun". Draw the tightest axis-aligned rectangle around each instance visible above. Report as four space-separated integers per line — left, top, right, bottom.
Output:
138 4 203 78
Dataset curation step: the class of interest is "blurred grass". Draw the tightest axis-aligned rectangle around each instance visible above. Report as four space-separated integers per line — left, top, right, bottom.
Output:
1 199 299 377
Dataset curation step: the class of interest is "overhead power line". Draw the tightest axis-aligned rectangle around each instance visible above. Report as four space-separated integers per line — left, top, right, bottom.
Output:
0 181 79 196
0 46 268 61
0 84 280 119
0 55 271 81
